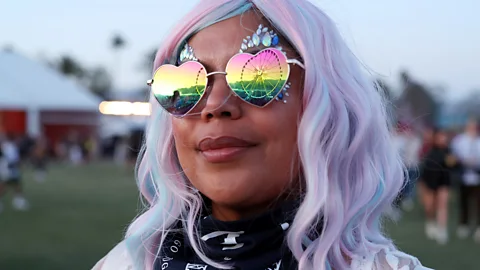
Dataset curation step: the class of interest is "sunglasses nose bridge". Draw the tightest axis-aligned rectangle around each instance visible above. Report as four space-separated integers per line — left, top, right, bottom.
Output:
206 71 228 77
204 70 232 98
204 70 231 98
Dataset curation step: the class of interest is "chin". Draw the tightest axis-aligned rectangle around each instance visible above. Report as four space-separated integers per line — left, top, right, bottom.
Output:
204 176 251 198
195 171 260 203
206 192 250 207
210 176 286 204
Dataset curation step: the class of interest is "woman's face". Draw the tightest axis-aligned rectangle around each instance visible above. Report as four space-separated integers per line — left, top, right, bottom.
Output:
171 12 304 220
435 131 448 147
423 128 434 143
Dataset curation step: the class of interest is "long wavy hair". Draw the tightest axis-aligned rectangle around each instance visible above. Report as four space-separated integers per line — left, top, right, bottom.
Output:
125 1 403 269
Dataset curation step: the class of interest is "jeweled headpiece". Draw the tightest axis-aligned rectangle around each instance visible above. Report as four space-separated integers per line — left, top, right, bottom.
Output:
178 43 198 64
239 24 283 54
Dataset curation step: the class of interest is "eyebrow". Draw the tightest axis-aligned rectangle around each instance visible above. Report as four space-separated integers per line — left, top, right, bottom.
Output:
241 47 263 54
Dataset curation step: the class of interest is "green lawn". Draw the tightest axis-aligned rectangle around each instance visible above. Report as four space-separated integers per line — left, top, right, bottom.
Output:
386 192 479 270
0 163 478 270
0 163 138 270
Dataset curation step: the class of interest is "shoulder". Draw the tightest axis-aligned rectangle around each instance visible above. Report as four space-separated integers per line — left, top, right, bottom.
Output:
450 135 462 150
350 247 433 270
91 241 134 270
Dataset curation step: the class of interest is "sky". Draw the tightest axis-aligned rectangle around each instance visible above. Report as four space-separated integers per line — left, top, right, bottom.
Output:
1 0 479 98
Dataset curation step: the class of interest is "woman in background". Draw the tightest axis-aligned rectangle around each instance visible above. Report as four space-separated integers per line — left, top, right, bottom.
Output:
421 129 457 244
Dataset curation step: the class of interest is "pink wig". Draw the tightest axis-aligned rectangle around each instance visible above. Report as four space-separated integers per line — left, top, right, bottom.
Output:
126 1 403 269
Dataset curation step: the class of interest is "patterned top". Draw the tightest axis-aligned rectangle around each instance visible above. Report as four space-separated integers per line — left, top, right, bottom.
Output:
92 242 433 270
92 202 432 270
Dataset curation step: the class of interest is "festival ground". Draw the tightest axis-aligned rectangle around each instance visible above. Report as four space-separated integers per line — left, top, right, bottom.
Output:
0 163 478 270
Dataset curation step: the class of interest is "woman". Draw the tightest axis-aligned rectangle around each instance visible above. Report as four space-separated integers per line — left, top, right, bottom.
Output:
417 127 434 210
94 1 430 269
420 129 457 244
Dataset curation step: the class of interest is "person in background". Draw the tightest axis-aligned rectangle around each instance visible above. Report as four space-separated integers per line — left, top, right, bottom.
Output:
68 134 84 166
114 136 129 166
420 129 457 244
417 127 435 208
18 135 35 161
0 133 29 211
451 119 480 243
419 127 434 160
0 135 7 213
85 135 99 162
31 136 48 182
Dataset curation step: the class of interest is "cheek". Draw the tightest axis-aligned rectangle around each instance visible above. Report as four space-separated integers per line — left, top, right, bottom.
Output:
271 89 302 169
172 119 193 163
172 119 191 143
261 102 300 164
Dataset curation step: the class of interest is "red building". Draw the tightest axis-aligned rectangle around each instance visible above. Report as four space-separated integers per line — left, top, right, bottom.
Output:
0 51 101 146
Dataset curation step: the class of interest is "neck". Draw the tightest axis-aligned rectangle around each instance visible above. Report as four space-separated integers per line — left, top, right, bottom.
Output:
208 180 302 221
211 201 280 221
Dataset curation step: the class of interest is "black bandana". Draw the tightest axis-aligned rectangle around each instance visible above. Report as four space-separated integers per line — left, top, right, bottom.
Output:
154 202 298 270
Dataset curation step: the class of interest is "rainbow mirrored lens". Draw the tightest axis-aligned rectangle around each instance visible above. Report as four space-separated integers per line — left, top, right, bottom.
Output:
226 48 289 107
151 62 207 116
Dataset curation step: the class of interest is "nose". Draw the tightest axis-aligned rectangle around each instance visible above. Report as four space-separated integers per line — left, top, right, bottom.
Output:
200 74 242 121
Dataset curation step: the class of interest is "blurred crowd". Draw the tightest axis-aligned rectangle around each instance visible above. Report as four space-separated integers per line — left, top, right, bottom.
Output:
0 129 143 213
394 119 480 245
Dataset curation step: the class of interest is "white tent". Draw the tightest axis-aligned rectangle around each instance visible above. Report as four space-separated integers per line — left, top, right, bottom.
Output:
0 51 101 136
0 51 100 111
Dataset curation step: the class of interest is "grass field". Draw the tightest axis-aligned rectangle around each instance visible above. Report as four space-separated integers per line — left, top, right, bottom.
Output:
0 163 478 270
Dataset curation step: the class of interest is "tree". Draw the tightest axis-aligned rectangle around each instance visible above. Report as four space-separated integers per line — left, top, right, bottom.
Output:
137 48 157 99
111 34 126 50
395 70 438 130
427 84 448 103
142 48 157 74
2 44 14 53
87 67 112 99
110 34 127 90
57 55 85 79
458 91 480 116
53 55 112 99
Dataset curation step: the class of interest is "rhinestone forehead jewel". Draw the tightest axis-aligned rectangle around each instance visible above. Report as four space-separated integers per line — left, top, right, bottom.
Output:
178 43 198 63
275 82 291 104
239 24 282 54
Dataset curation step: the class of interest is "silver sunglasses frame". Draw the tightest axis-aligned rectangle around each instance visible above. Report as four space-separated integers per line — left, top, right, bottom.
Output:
147 48 305 117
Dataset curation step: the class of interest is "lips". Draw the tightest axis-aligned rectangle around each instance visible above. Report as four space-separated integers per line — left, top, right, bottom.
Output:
198 136 256 151
197 136 257 163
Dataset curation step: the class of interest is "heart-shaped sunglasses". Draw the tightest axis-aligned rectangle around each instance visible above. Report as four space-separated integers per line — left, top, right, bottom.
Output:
147 48 305 117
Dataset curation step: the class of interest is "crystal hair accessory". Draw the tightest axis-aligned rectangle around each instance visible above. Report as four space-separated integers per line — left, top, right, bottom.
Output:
239 24 282 54
179 43 198 63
